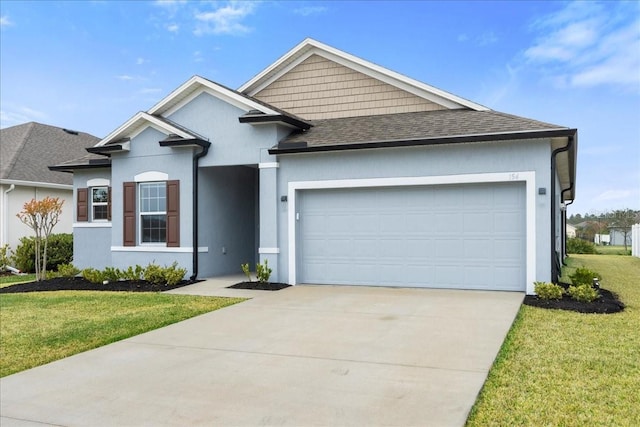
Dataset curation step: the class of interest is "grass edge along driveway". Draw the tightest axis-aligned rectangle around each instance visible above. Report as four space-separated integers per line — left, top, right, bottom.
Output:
0 291 246 377
466 254 640 426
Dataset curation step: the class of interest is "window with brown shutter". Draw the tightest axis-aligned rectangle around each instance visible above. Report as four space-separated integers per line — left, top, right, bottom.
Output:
166 180 180 247
77 188 88 222
123 182 136 246
107 187 112 221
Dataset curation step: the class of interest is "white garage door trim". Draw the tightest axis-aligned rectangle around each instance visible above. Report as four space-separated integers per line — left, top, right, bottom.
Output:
288 171 536 293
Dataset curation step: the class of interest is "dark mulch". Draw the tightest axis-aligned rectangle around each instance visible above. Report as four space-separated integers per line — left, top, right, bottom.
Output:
227 281 291 291
0 277 200 294
523 282 624 314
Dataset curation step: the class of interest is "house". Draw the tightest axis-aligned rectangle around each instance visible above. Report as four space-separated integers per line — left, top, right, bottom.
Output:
594 234 611 245
566 224 576 238
609 227 631 247
51 39 577 294
1 122 100 251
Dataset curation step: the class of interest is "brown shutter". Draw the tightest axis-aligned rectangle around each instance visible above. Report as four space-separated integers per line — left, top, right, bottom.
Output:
107 186 112 221
77 188 88 222
123 182 136 246
166 180 180 247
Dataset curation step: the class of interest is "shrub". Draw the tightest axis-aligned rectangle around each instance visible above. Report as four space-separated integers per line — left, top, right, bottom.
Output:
57 263 80 277
122 265 144 281
143 263 165 285
569 267 601 287
534 282 564 300
568 284 599 303
102 267 122 282
566 238 596 254
0 244 11 270
82 268 105 284
255 259 272 283
163 262 186 286
241 263 251 281
12 234 73 273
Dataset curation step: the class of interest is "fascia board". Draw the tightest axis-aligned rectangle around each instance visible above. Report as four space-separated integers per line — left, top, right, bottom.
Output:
150 76 279 118
0 179 72 190
97 112 193 146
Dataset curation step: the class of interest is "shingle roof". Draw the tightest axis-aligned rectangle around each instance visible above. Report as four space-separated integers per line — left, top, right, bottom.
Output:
0 122 100 185
279 109 568 149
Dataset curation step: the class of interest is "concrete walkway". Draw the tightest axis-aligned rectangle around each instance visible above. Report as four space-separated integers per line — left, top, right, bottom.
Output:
1 279 523 427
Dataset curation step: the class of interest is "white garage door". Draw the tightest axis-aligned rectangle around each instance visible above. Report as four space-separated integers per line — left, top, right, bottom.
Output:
297 182 525 291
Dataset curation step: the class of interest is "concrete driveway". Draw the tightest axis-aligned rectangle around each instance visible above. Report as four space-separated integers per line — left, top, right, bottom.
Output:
1 283 523 427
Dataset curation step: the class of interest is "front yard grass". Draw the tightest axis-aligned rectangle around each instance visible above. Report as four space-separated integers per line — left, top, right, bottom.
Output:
596 245 631 256
0 274 37 288
467 254 640 426
0 292 245 377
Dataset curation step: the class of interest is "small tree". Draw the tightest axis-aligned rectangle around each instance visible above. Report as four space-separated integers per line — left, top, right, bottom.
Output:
607 209 640 252
16 197 64 280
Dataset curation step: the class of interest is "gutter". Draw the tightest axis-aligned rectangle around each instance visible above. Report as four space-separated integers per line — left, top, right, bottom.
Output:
551 134 576 282
270 128 578 155
561 195 575 261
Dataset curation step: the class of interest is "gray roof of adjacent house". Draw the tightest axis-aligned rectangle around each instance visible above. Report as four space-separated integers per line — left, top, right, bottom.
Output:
274 109 571 152
0 122 100 185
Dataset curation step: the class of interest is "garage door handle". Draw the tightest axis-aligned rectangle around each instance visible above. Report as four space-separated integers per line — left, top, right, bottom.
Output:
296 213 300 221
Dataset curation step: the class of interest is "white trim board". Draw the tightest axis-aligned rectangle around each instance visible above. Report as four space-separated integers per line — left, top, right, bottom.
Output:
287 171 537 294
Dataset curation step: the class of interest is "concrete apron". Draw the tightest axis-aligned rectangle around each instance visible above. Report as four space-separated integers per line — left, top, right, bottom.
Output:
0 285 523 427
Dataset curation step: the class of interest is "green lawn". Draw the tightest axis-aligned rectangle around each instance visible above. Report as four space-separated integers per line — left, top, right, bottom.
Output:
467 254 640 426
0 274 37 288
0 291 245 377
595 245 631 256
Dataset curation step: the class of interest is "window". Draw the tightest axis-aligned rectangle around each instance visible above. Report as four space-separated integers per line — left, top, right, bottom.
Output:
139 182 166 243
91 187 109 221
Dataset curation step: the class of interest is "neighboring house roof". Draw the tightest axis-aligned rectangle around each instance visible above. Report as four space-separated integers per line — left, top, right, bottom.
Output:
240 38 489 111
0 122 100 186
275 110 571 150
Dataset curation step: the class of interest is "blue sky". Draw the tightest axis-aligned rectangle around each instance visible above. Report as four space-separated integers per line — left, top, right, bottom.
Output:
1 0 638 215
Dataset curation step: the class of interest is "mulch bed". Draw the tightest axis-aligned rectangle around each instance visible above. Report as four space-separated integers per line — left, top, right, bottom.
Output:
227 281 291 291
0 277 199 293
523 282 624 314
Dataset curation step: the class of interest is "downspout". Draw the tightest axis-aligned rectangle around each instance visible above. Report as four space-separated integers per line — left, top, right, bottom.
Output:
2 184 16 247
561 189 574 262
190 141 211 281
551 136 574 282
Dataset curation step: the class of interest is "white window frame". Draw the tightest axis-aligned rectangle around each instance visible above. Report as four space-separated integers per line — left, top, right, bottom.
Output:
139 181 167 245
90 186 109 222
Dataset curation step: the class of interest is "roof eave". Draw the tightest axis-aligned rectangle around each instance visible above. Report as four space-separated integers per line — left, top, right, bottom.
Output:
270 128 577 155
238 114 312 130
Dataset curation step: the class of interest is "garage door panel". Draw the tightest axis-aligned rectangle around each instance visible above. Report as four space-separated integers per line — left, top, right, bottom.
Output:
298 183 525 291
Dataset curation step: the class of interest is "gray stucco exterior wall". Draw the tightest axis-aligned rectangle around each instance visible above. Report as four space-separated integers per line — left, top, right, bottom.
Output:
274 139 554 285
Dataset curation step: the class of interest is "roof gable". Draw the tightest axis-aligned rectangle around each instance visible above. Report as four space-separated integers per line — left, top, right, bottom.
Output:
96 112 202 147
0 122 100 185
239 38 489 114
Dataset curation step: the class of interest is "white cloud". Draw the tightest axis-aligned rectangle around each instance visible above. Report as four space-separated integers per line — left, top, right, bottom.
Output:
116 75 135 81
524 2 640 92
0 15 12 27
136 57 147 65
166 23 179 33
293 6 328 17
0 106 48 128
593 189 633 202
194 2 256 36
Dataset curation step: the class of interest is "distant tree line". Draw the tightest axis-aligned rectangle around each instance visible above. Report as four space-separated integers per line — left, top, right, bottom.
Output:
568 209 640 251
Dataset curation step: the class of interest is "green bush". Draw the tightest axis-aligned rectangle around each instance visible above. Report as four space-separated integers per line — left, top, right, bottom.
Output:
12 234 73 273
255 259 272 283
566 238 596 254
57 263 80 277
122 265 144 281
143 263 165 285
569 267 601 287
534 282 564 300
0 244 11 270
82 268 105 284
567 284 600 303
241 263 251 281
163 262 187 286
